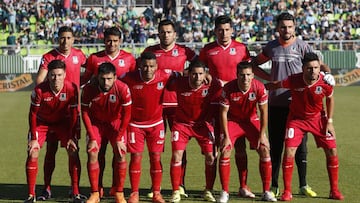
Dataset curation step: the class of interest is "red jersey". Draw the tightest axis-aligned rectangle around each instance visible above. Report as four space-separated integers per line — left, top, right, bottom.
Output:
282 73 333 120
220 79 268 121
39 48 86 88
29 80 78 139
144 44 196 106
85 50 136 78
199 40 250 83
168 77 222 124
121 69 172 127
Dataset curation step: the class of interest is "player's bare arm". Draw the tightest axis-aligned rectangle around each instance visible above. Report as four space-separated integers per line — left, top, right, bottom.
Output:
326 95 336 138
36 68 48 85
219 105 232 153
264 80 282 90
252 53 271 81
258 102 270 150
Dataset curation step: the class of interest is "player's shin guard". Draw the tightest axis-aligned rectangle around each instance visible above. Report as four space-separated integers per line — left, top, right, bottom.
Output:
26 157 38 196
170 160 182 191
219 157 230 192
235 152 248 188
87 162 100 192
114 161 127 192
205 158 217 190
69 153 81 195
327 155 339 191
150 153 162 192
260 157 272 192
129 154 142 192
282 156 294 192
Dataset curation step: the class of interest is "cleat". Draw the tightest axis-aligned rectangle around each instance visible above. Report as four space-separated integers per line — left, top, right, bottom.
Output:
115 192 127 203
271 186 280 197
152 192 165 203
299 185 317 197
280 190 292 201
179 185 188 198
261 191 277 202
170 190 181 203
238 187 255 198
147 191 153 199
99 187 104 198
86 192 100 203
37 189 51 201
128 192 139 203
72 194 88 203
203 190 216 202
329 190 344 200
217 190 229 203
109 187 116 196
24 195 36 203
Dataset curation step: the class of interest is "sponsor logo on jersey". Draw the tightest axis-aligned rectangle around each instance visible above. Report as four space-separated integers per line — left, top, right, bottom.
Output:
133 85 143 90
119 59 125 67
248 92 256 101
44 97 53 101
155 53 162 57
110 94 116 103
202 89 208 97
59 93 67 101
181 92 192 96
232 96 240 101
157 82 164 90
294 88 305 91
315 86 323 94
209 51 219 56
72 56 79 64
172 49 179 56
229 48 236 55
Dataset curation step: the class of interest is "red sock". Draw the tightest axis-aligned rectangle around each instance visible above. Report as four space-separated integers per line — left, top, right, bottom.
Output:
26 157 38 196
87 162 99 192
205 158 217 190
150 153 162 192
327 155 339 191
68 153 81 195
129 154 142 192
170 160 182 191
44 147 57 190
260 157 272 192
219 157 230 192
282 156 294 192
114 161 127 192
235 152 248 188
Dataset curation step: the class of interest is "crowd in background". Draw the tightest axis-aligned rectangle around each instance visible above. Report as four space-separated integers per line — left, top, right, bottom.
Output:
1 0 359 48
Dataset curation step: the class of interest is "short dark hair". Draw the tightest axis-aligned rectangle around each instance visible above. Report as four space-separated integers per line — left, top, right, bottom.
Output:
98 62 116 75
236 58 253 72
48 60 66 71
104 26 122 39
215 15 233 29
276 12 295 25
140 51 157 62
188 60 206 73
158 19 176 31
302 52 320 65
58 26 74 36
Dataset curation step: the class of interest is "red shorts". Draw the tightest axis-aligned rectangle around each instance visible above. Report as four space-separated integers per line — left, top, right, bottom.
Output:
86 120 127 154
285 116 336 149
227 120 260 149
30 120 71 148
127 122 165 153
171 122 214 153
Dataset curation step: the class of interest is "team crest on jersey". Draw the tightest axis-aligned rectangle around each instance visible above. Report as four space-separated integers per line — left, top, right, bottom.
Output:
248 92 256 101
202 89 208 97
172 49 179 57
109 94 116 103
229 48 236 55
157 82 164 90
59 93 66 101
315 86 323 94
119 59 125 67
72 56 79 64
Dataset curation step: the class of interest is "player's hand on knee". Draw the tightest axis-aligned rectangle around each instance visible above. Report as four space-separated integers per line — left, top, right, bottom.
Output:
220 136 232 153
321 72 335 86
87 140 99 153
258 134 270 150
116 141 127 157
66 138 78 152
28 140 40 154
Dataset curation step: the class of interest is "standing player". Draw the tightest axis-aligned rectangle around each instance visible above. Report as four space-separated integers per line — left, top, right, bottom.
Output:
81 62 132 203
35 26 87 202
218 60 277 203
199 15 254 199
81 26 136 197
265 52 343 201
252 12 334 197
143 19 196 198
25 60 80 203
168 60 222 203
120 52 175 203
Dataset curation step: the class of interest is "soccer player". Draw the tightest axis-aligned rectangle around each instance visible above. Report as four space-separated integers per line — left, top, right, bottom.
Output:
218 60 277 203
35 26 87 202
199 15 253 199
81 62 132 203
25 60 80 203
81 26 136 197
168 60 222 203
265 52 344 201
143 19 196 198
120 52 174 203
252 12 334 197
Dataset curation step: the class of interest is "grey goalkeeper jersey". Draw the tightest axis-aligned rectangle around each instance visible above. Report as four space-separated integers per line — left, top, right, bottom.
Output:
263 38 312 107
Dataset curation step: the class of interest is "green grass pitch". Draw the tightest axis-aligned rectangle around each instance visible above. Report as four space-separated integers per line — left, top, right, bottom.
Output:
0 86 359 202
